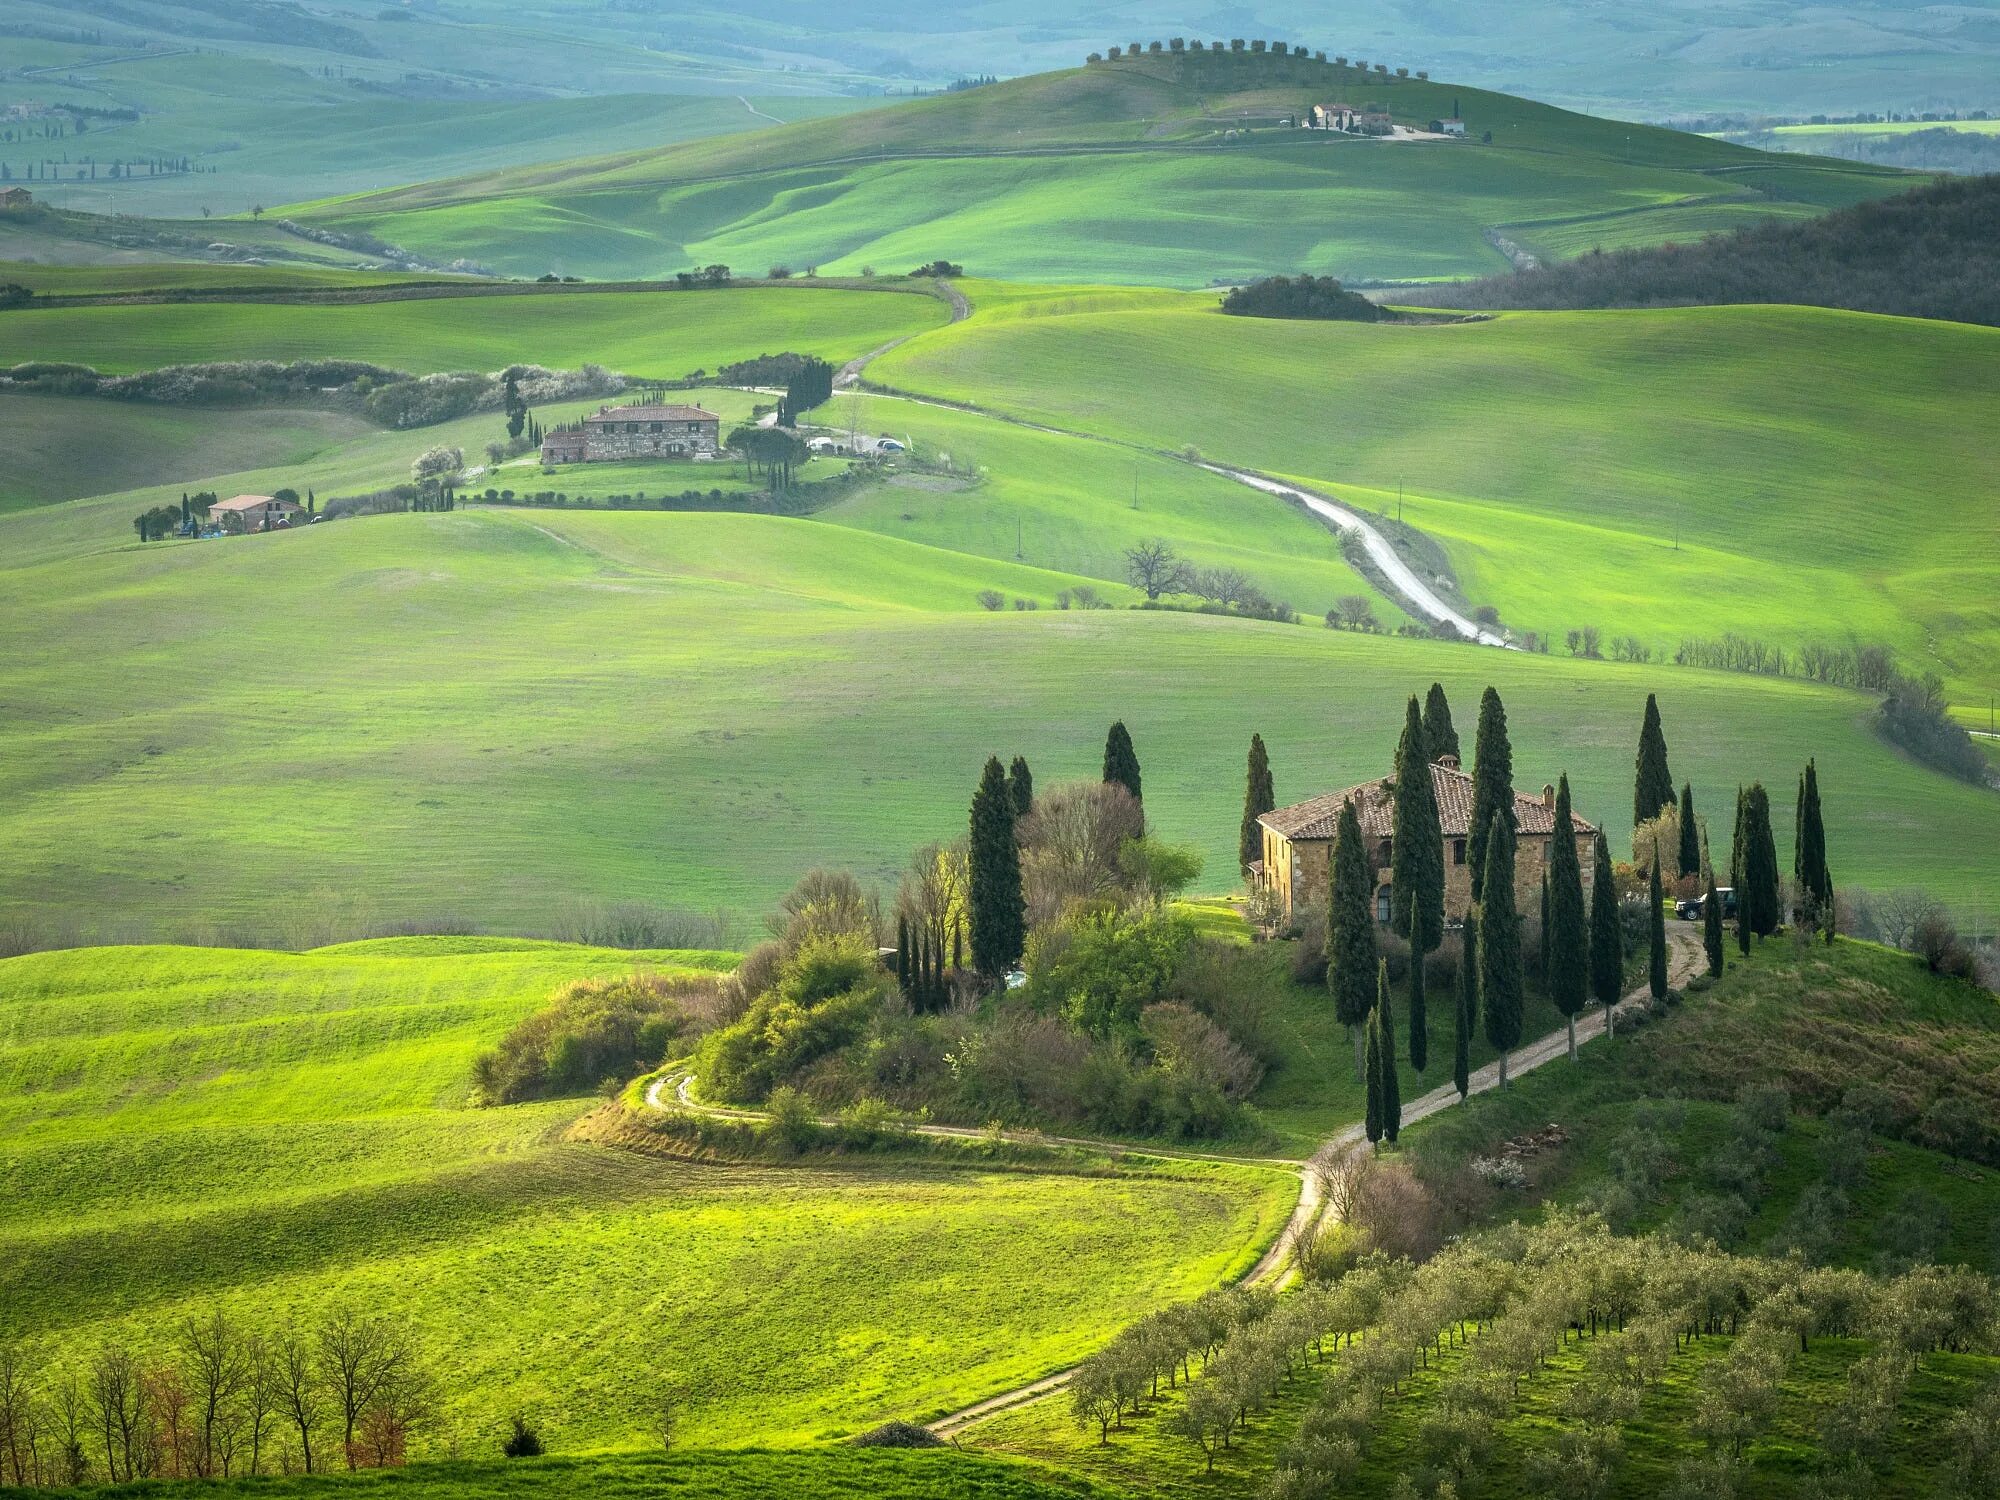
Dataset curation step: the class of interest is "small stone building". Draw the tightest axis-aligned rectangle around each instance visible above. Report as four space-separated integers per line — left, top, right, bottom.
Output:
540 403 720 464
1258 755 1597 926
0 187 32 209
208 494 304 533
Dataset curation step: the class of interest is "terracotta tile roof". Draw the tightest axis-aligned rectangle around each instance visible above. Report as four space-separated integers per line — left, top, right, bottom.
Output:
1258 762 1597 842
209 494 290 513
584 404 718 425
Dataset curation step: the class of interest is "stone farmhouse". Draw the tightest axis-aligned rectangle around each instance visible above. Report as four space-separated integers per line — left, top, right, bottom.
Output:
540 403 721 465
1257 755 1598 926
0 187 33 209
208 494 304 533
1305 103 1390 132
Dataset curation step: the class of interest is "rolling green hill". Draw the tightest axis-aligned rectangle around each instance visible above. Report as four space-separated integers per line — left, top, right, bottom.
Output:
871 287 2000 700
2 491 1995 945
0 940 1290 1453
282 57 1909 285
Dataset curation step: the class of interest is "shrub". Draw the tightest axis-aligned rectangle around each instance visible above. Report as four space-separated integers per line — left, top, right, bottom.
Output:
853 1420 944 1448
1026 907 1195 1037
501 1416 543 1458
698 934 885 1102
472 974 702 1104
1221 275 1388 322
976 588 1005 611
761 1085 819 1155
1140 1002 1263 1099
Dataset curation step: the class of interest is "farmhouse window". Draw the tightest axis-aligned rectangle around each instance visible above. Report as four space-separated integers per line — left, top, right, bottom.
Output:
1453 839 1466 865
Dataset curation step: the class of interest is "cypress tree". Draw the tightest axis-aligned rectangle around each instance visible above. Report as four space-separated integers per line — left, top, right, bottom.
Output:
1743 782 1781 940
1422 682 1460 763
1648 859 1668 1001
1327 799 1376 1079
1634 693 1674 827
1795 759 1832 942
1478 808 1523 1086
1239 733 1275 875
1731 786 1752 956
1008 755 1035 820
1703 876 1725 979
968 756 1025 980
1454 910 1475 1099
1363 998 1384 1147
1466 687 1514 898
1547 774 1589 1059
1589 835 1622 1038
1376 960 1400 1143
1102 721 1142 806
895 913 911 995
1677 781 1700 879
1538 868 1550 983
1390 697 1442 1073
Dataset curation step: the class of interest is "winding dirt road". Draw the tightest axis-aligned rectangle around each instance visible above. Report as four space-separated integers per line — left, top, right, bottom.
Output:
643 926 1702 1436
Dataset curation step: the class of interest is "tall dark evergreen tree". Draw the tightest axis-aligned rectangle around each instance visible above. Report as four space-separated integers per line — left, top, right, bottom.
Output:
1239 733 1275 875
1538 869 1551 982
1589 835 1623 1037
1677 781 1700 879
1743 782 1781 940
968 756 1025 981
1634 693 1674 827
1390 697 1442 1073
1648 859 1668 1001
1731 786 1752 956
1703 876 1726 979
1363 997 1384 1147
1478 808 1524 1086
1375 960 1400 1143
1008 755 1035 820
1327 799 1376 1080
895 913 911 995
1795 759 1832 942
1454 910 1475 1099
1547 774 1589 1059
1102 721 1143 831
1422 682 1460 763
1466 687 1514 898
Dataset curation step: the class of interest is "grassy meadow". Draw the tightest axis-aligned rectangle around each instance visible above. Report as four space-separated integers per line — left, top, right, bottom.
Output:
0 283 951 378
2 494 1996 944
0 940 1293 1453
873 291 2000 698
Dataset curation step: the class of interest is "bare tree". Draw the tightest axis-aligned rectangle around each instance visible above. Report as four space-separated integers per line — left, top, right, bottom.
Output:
317 1310 409 1471
0 1344 39 1486
1016 781 1144 926
87 1342 142 1483
1191 565 1254 608
1876 888 1944 951
241 1335 281 1477
51 1366 89 1487
180 1307 246 1477
1330 594 1378 631
276 1326 323 1475
654 1380 683 1453
1123 538 1188 600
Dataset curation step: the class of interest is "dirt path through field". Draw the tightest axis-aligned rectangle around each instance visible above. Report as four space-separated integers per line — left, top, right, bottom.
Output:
642 925 1702 1435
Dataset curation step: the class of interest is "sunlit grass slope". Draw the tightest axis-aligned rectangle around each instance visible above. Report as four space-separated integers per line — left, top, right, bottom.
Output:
873 293 2000 696
0 284 950 377
284 60 1905 284
0 940 1291 1452
2 501 1994 942
0 394 377 512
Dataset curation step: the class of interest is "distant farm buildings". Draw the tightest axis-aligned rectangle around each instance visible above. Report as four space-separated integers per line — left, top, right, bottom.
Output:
1306 103 1390 133
540 403 721 465
209 494 304 532
0 187 32 209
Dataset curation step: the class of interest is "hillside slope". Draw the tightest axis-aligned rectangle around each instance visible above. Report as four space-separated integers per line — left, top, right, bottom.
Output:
284 55 1909 285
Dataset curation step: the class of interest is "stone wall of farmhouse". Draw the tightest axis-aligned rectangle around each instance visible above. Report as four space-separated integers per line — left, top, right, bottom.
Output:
582 423 719 460
1270 829 1595 927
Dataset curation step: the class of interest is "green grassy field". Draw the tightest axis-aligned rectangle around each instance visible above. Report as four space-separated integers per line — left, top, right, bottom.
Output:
2 490 1996 944
0 394 377 512
1768 119 2000 140
873 291 2000 699
0 260 451 296
0 283 951 378
0 940 1293 1454
285 61 1906 284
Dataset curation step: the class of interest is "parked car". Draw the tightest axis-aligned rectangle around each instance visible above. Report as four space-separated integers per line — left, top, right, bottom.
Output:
1676 887 1737 921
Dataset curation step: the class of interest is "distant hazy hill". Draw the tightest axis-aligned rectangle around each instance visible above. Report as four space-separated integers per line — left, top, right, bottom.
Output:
1405 176 2000 327
286 54 1909 285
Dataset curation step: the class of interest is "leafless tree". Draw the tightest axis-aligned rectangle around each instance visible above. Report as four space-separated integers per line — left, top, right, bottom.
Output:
1875 888 1944 951
241 1335 281 1477
0 1344 40 1486
180 1307 247 1477
654 1380 683 1452
1191 565 1254 608
87 1342 142 1482
317 1310 410 1471
1017 780 1145 926
1330 594 1378 631
276 1325 323 1474
1124 538 1188 599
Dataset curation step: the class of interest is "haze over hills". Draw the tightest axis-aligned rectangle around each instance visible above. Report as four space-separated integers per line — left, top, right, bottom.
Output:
3 1 1987 220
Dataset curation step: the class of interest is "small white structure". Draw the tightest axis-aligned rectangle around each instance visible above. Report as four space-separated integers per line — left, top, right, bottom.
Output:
1440 117 1467 136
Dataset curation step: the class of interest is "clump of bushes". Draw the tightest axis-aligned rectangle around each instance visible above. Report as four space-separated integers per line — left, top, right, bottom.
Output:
1221 274 1389 321
697 934 888 1104
473 972 725 1104
853 1420 944 1448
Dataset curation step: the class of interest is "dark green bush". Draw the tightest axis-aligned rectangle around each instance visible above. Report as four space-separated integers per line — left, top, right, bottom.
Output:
473 973 701 1104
